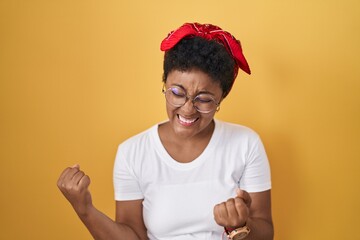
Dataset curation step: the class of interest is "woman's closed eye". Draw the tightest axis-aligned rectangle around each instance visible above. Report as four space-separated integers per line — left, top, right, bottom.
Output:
171 88 186 97
194 95 215 103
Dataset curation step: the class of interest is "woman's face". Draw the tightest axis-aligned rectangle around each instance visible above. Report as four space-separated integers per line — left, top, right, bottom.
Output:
164 69 223 139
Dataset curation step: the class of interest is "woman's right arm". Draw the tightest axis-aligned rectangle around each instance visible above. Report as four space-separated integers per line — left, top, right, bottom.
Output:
57 165 148 240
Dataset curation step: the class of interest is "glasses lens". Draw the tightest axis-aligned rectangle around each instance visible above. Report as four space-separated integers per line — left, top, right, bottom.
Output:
193 94 217 113
165 86 186 106
163 86 218 113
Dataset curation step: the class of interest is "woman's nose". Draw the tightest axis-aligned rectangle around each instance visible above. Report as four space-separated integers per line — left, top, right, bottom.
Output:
181 98 197 114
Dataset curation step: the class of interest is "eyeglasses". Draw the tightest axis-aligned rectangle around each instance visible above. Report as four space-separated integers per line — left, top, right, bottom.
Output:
162 85 220 113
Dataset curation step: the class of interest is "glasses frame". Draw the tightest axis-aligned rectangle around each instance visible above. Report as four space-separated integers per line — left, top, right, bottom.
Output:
162 85 220 114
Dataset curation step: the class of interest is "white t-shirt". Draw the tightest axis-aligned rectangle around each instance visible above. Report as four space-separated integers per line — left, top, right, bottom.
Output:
113 119 271 240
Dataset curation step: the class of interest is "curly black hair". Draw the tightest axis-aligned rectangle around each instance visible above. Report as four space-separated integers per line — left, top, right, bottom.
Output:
162 36 236 98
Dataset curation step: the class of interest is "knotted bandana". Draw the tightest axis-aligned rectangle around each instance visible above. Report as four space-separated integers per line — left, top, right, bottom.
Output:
160 22 251 80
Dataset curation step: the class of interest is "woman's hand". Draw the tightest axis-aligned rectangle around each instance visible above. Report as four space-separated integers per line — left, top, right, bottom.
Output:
213 189 252 228
57 164 93 216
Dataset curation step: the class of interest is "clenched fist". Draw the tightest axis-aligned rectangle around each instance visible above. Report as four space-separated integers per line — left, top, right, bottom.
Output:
57 164 92 216
213 189 252 228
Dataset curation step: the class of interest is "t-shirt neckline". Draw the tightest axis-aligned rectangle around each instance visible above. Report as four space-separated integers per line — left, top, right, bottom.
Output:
151 119 222 170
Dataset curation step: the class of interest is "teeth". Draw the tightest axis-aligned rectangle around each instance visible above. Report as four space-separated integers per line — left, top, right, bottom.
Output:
178 115 197 123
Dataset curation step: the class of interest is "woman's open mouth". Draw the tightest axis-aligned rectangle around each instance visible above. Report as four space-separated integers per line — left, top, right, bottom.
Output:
178 114 199 126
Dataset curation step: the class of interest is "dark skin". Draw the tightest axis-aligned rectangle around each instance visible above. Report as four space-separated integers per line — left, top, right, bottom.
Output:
57 165 273 239
160 69 273 239
57 69 273 239
57 165 146 240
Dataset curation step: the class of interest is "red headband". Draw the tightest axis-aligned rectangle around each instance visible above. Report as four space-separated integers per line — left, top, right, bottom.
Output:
160 22 251 79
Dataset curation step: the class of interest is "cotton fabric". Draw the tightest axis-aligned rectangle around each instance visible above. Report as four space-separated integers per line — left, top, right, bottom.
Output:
113 119 271 240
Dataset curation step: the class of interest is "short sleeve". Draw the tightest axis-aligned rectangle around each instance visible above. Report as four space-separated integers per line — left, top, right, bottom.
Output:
113 145 144 200
239 135 272 193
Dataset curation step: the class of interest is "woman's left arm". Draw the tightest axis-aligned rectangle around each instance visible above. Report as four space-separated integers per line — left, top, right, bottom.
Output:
214 189 274 240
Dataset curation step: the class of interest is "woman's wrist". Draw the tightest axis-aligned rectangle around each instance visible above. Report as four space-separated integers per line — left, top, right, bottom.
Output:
73 202 95 218
224 221 247 233
224 223 251 240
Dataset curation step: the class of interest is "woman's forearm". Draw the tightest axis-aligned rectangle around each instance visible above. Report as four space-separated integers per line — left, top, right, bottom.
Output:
76 205 145 240
245 217 274 240
57 166 147 240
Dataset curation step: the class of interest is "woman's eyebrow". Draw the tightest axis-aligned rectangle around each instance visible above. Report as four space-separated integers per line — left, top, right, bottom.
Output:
196 90 215 96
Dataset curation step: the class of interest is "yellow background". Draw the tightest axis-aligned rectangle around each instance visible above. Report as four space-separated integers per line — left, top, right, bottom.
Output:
1 0 359 239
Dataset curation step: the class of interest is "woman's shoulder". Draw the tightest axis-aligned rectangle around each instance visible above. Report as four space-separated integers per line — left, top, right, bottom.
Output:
117 123 159 150
215 119 260 139
214 119 265 154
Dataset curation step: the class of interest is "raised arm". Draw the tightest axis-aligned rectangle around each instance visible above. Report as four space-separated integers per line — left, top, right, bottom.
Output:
214 189 274 240
57 165 147 240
